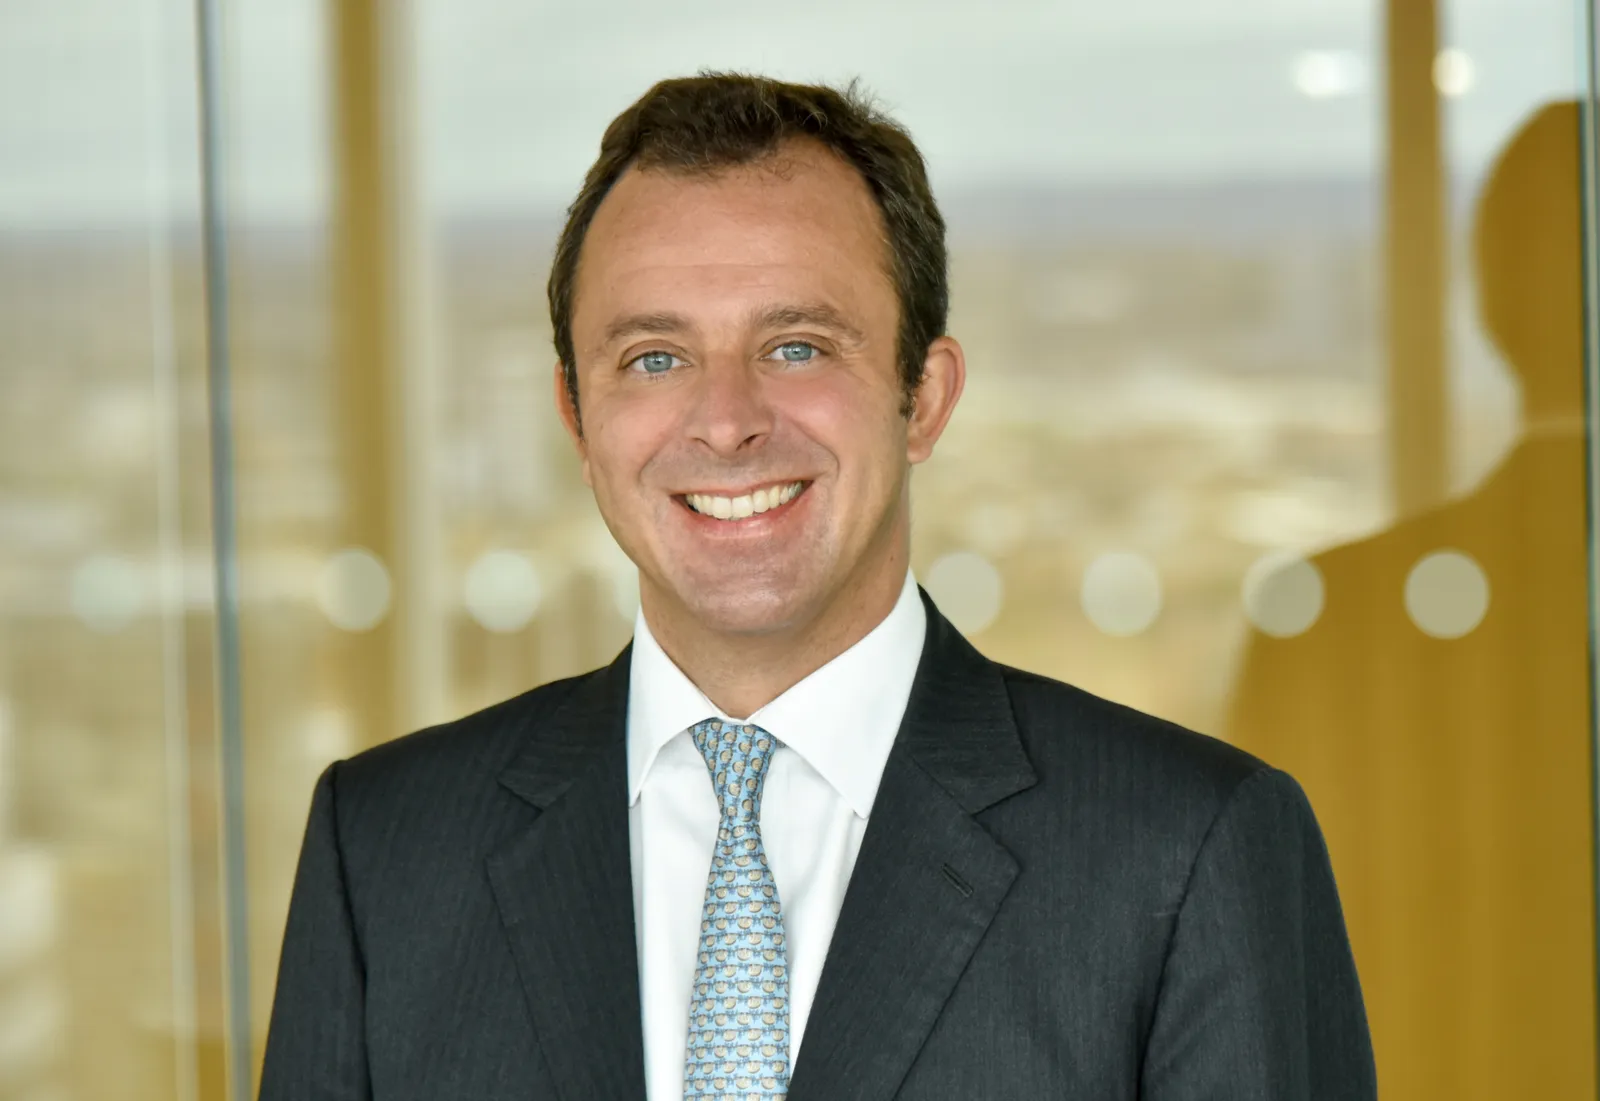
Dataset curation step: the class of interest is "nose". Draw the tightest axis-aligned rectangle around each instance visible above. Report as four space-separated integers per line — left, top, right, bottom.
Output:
684 355 774 457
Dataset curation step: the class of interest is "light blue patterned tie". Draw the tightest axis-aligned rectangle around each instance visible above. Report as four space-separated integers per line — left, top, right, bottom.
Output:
683 719 790 1099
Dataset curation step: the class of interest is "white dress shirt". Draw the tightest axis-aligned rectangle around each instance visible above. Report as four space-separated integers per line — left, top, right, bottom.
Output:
627 571 926 1100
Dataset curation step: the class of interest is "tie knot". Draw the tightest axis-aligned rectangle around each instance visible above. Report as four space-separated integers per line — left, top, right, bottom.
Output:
690 719 779 821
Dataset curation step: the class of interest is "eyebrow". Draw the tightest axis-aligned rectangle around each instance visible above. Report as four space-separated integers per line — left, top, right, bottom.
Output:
599 302 867 348
602 311 692 346
751 303 867 345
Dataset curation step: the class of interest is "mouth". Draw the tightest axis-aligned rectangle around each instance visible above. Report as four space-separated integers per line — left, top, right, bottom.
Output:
676 480 809 522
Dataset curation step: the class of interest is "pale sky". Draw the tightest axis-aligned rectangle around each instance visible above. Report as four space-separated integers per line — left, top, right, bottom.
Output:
0 0 1583 226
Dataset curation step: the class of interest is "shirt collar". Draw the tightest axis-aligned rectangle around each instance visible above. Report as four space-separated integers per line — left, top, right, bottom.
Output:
627 571 926 818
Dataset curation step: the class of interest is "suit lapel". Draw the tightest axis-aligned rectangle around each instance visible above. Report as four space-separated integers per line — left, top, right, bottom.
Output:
485 648 647 1101
787 593 1039 1101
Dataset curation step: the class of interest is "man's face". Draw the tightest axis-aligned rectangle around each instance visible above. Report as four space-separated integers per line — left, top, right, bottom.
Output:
560 140 959 639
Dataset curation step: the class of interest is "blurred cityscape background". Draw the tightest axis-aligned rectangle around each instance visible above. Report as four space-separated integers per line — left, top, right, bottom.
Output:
0 0 1594 1099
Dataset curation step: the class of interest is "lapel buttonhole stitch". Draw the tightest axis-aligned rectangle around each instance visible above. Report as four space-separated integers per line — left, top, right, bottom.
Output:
940 863 975 898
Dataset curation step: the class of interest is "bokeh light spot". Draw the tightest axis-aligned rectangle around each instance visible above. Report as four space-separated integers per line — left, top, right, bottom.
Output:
1242 552 1325 638
1291 49 1367 99
316 547 391 632
1404 550 1489 639
463 550 543 633
1081 552 1162 637
1433 48 1475 97
70 554 145 633
926 551 1004 635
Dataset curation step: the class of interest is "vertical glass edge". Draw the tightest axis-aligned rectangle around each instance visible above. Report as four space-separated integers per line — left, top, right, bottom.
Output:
192 0 253 1096
1579 1 1600 1094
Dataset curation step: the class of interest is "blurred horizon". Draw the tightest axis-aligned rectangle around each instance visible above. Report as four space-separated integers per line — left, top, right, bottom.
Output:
0 0 1579 225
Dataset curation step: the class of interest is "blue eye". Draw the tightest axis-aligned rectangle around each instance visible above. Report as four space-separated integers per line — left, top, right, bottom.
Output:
770 342 817 363
632 350 680 375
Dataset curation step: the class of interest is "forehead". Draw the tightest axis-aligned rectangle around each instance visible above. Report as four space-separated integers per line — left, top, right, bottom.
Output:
571 141 895 336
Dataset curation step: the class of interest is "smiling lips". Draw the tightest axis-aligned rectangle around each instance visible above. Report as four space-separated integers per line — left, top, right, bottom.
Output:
682 480 807 521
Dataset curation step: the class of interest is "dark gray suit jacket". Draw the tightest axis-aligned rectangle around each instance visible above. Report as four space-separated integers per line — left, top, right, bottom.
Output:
260 592 1376 1100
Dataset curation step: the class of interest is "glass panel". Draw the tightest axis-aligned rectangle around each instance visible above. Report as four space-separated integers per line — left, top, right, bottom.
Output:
0 1 224 1099
227 1 1597 1097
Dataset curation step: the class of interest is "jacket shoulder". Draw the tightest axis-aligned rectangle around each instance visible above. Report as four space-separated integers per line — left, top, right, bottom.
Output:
990 664 1320 918
998 664 1274 811
331 667 598 812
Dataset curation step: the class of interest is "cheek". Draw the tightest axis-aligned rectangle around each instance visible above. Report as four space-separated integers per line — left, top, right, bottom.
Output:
586 399 674 501
784 378 906 492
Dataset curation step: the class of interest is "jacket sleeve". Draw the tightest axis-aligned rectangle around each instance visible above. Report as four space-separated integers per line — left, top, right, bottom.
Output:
1141 767 1377 1100
258 761 372 1100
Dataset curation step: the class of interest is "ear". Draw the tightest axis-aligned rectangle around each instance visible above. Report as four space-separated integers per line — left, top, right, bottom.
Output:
906 335 966 465
553 361 592 486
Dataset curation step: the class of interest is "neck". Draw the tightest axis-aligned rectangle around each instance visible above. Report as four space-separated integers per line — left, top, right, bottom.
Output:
643 549 909 719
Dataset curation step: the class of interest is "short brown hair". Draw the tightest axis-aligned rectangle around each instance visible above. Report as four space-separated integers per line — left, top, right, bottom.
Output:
547 72 948 424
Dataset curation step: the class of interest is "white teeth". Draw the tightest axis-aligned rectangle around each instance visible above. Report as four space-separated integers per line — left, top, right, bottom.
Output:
686 482 803 520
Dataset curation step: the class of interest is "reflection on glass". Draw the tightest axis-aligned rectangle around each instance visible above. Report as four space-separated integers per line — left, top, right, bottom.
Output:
1229 100 1594 1097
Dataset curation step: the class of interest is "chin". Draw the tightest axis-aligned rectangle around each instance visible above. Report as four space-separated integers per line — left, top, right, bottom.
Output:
675 580 814 637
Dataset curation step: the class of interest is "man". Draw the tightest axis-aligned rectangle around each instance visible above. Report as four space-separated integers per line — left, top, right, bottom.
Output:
260 73 1375 1100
